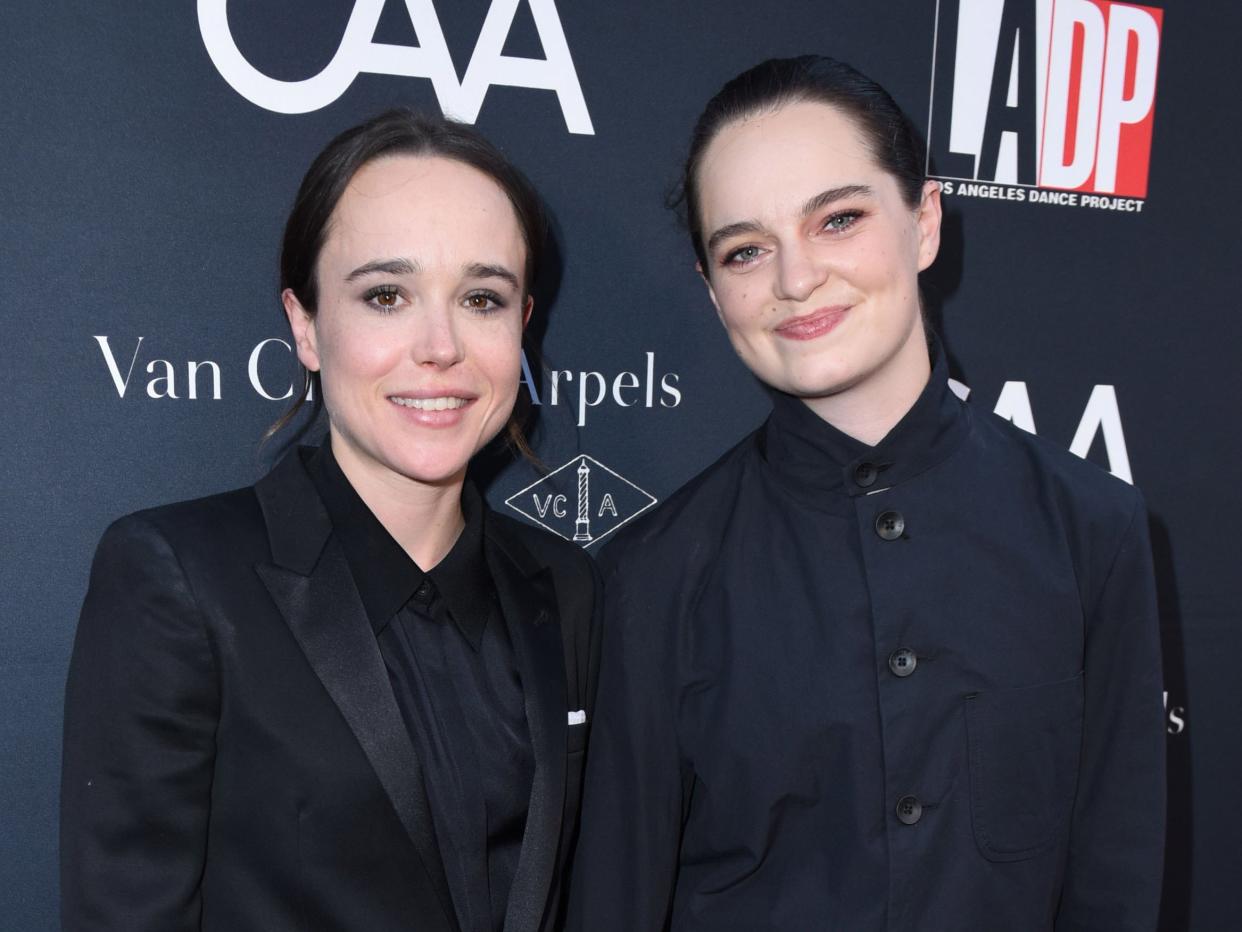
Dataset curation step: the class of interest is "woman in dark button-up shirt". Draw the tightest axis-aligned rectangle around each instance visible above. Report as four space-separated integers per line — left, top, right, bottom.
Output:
61 110 600 932
569 56 1164 931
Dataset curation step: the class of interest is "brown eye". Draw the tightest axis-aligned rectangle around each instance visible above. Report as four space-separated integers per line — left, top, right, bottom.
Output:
463 291 504 312
363 285 401 309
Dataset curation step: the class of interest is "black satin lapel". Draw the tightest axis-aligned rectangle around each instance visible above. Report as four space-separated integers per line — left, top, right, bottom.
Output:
488 543 568 932
256 541 459 932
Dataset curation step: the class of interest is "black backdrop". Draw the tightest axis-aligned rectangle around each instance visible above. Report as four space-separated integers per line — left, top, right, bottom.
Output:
1 1 1229 928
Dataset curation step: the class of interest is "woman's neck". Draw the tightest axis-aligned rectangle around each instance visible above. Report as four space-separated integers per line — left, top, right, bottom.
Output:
329 434 466 570
800 325 932 446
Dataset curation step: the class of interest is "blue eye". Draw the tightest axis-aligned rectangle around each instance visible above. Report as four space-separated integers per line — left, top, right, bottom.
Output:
723 244 764 267
823 210 863 232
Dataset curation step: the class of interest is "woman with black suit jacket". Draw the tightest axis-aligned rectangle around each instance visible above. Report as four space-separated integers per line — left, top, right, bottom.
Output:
61 110 600 932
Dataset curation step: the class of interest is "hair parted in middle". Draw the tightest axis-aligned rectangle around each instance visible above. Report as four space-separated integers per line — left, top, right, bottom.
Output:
269 108 547 458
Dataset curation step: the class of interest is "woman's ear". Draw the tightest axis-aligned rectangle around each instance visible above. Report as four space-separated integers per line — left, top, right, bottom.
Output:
282 288 321 372
916 180 944 272
522 295 534 329
696 261 725 324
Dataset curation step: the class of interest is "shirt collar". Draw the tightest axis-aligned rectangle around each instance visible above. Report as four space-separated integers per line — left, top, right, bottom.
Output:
426 482 493 649
305 441 492 649
762 337 971 499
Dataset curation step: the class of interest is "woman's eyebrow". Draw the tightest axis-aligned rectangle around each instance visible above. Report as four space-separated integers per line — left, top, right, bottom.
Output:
706 185 875 254
706 220 765 256
463 262 520 290
345 257 419 281
800 184 872 217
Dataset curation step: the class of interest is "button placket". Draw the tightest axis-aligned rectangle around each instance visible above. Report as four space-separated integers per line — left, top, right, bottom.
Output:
874 510 905 541
888 648 917 677
896 795 923 825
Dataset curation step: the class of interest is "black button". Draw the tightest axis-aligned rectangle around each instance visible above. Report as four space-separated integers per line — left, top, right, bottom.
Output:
413 580 434 604
889 648 917 677
896 795 923 825
853 462 878 488
875 510 905 540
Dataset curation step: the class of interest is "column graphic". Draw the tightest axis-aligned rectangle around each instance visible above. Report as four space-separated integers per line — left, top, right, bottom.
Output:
504 453 658 549
573 458 592 541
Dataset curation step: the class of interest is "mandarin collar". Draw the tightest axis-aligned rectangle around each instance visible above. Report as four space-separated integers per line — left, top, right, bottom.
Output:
762 338 971 500
305 441 491 649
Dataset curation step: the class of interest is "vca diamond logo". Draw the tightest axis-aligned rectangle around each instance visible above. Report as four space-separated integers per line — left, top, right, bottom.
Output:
505 455 656 548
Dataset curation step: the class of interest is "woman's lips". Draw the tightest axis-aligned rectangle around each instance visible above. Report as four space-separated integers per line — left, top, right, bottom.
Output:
389 395 470 411
774 305 850 341
388 393 476 427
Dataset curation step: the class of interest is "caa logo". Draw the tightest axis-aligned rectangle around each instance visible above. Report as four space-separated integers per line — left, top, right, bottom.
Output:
197 0 593 133
505 455 656 548
927 0 1162 197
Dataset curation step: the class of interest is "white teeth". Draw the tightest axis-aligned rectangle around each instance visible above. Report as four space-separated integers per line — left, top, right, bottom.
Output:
391 396 468 411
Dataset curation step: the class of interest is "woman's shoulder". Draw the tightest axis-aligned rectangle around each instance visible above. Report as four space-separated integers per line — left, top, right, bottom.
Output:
972 406 1145 536
485 507 596 581
597 429 762 579
96 484 269 576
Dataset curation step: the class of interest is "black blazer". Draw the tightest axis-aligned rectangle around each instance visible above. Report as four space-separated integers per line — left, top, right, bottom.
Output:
61 448 601 932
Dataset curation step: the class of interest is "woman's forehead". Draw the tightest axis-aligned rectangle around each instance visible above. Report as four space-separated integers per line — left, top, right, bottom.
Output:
322 155 525 267
698 102 892 224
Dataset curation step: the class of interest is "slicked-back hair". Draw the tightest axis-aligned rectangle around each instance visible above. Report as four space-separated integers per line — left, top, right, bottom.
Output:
670 55 926 270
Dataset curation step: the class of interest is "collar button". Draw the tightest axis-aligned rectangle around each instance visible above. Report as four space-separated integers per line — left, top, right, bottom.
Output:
853 462 879 488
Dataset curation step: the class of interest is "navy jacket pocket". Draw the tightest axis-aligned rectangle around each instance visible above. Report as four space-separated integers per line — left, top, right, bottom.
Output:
964 673 1084 862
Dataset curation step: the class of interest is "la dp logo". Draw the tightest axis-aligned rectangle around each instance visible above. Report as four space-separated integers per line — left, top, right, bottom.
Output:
928 0 1163 197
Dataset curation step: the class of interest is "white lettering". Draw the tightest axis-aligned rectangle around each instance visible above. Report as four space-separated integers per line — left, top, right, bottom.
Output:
1069 384 1132 483
94 335 143 398
577 371 606 427
1040 0 1106 189
519 349 541 405
456 0 593 133
1163 690 1186 735
612 371 639 406
532 493 553 518
1095 5 1160 193
598 493 618 518
197 0 593 133
187 360 222 400
549 369 571 406
659 373 681 407
992 380 1036 434
146 359 178 399
248 338 295 401
1168 706 1186 735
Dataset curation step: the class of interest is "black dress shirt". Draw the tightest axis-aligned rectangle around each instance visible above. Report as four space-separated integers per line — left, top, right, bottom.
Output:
569 344 1165 931
307 444 533 932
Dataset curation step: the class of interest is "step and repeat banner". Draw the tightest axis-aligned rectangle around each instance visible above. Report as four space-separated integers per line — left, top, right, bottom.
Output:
1 1 1230 928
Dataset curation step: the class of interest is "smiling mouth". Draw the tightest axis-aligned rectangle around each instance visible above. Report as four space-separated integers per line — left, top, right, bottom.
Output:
775 305 851 341
389 396 470 411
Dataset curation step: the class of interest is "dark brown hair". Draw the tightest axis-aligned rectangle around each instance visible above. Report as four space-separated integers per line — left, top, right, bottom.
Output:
671 55 926 269
267 108 547 457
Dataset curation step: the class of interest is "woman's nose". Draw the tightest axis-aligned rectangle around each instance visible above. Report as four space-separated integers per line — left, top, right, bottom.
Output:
409 304 464 368
772 240 829 303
